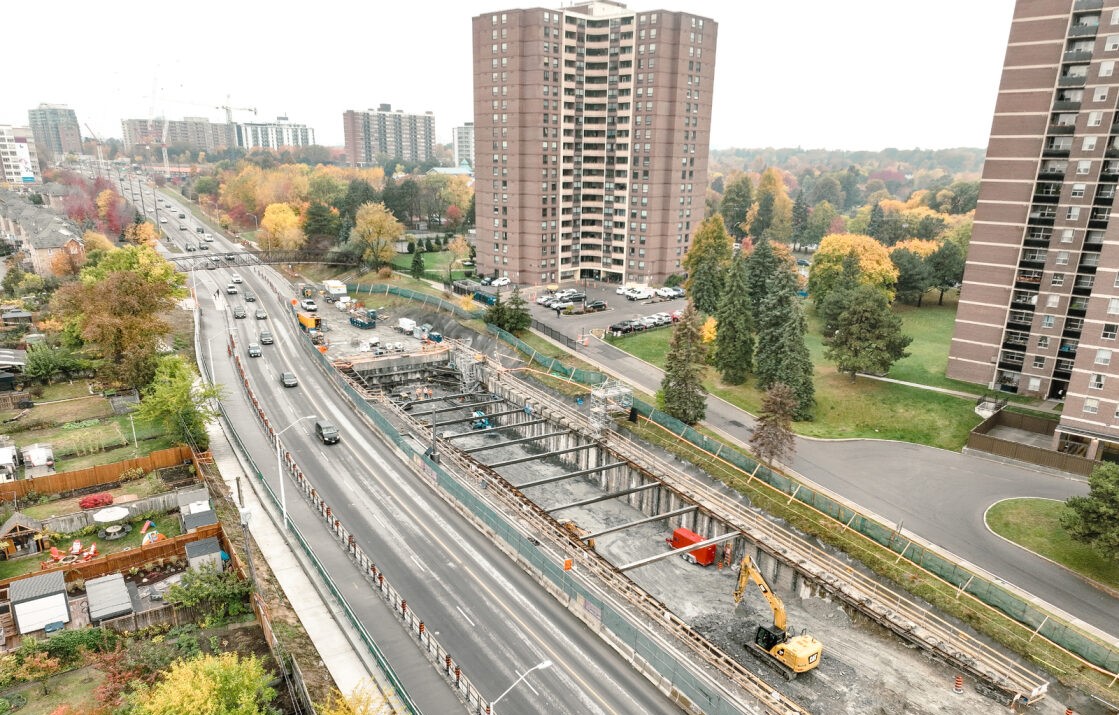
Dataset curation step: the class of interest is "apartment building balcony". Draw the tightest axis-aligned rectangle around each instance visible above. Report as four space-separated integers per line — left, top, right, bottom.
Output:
1063 49 1094 62
1064 317 1085 337
1048 123 1076 135
1058 73 1089 86
1016 270 1044 287
1069 299 1090 316
1073 278 1095 296
1043 143 1073 157
1007 313 1034 331
1059 340 1079 356
1075 0 1103 10
1011 291 1039 309
1052 100 1082 112
1068 24 1100 37
998 352 1026 372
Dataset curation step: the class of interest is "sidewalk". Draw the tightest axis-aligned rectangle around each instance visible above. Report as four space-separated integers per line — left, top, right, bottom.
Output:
205 418 383 701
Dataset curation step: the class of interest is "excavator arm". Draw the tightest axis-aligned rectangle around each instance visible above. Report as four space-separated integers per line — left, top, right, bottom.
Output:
733 555 787 631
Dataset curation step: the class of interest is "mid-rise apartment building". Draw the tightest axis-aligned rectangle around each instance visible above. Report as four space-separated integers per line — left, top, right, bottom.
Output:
0 127 41 189
232 118 315 149
122 116 316 153
471 1 716 286
453 123 475 167
342 105 437 166
27 104 83 159
949 0 1119 460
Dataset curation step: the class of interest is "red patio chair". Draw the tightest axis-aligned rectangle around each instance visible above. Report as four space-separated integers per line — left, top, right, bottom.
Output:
49 547 62 561
69 540 81 555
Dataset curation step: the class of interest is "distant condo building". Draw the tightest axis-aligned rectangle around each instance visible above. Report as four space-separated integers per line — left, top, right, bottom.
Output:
27 104 82 159
342 105 437 167
0 126 41 189
232 117 315 150
949 0 1119 459
453 123 475 168
121 116 316 153
471 1 717 286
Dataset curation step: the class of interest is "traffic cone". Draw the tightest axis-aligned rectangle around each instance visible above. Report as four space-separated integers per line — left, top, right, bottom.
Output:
953 675 963 694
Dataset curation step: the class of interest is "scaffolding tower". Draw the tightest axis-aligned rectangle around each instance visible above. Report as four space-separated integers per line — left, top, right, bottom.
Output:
449 338 482 393
589 378 632 437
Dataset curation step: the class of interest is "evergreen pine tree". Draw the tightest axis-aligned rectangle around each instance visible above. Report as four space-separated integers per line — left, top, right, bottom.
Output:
824 284 912 381
755 269 815 420
410 248 426 279
683 215 733 315
927 240 965 305
791 193 809 250
338 215 354 244
891 248 932 306
484 292 508 329
744 238 779 319
867 203 886 242
504 286 532 332
713 252 754 384
720 174 754 239
749 383 798 467
817 251 861 337
660 302 708 424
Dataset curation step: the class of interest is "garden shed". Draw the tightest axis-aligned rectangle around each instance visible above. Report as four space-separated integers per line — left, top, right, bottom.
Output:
0 512 44 558
20 443 54 478
10 571 69 635
185 536 223 572
0 445 19 483
181 508 217 532
85 573 133 623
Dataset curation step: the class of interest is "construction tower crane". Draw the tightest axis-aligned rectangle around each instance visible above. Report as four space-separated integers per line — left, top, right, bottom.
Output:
83 124 105 176
217 95 257 149
734 554 823 679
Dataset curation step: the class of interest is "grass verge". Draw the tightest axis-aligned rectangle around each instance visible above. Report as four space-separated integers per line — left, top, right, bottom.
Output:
4 665 98 715
986 498 1119 591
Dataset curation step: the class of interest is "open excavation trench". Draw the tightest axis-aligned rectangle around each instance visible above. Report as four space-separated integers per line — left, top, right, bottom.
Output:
334 337 1059 714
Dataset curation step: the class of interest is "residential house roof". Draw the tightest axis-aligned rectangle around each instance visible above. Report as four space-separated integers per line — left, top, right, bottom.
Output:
85 573 133 622
9 571 65 604
0 512 41 539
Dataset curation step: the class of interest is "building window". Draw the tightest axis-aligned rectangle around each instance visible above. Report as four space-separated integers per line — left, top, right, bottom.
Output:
1043 315 1056 328
1091 373 1106 389
1111 298 1119 314
1078 160 1092 174
1028 377 1042 392
1038 336 1050 348
1085 398 1100 414
1047 294 1060 308
1033 356 1046 369
1052 273 1065 286
1096 87 1110 102
1084 136 1098 151
1061 229 1075 243
1105 323 1118 339
1108 35 1119 51
1089 111 1104 126
1066 207 1081 221
1057 251 1070 265
1097 349 1113 365
1072 183 1087 198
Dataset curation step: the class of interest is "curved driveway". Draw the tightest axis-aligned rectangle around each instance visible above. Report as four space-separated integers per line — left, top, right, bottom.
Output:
529 292 1119 641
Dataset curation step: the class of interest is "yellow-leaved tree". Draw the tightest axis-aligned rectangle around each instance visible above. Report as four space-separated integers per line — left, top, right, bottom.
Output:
82 230 116 254
890 238 940 258
807 233 898 304
95 189 117 221
259 202 306 250
124 222 159 246
128 652 276 715
700 316 718 344
317 681 394 715
351 202 404 268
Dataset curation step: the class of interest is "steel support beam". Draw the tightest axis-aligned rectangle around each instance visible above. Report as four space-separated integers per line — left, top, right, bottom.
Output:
516 462 626 489
409 391 487 407
463 431 571 454
433 407 526 427
581 506 697 541
547 482 659 513
485 443 596 469
440 418 550 439
617 532 741 572
422 398 504 417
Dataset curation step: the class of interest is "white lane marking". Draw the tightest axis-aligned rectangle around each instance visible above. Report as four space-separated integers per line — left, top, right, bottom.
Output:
455 606 476 628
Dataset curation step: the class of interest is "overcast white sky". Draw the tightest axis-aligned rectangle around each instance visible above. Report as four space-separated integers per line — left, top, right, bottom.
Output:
6 0 1016 152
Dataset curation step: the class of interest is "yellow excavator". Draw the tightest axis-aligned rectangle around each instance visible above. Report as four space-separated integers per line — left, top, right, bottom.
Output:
734 554 823 679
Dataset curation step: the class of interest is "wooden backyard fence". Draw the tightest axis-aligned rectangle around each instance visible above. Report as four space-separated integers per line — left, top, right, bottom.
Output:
0 445 196 502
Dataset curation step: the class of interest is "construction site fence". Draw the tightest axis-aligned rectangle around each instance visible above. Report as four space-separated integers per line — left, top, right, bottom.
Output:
291 320 745 715
0 445 195 502
343 283 486 321
482 323 1119 676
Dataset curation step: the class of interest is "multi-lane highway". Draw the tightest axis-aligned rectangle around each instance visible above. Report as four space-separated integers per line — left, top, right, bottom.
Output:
167 211 686 712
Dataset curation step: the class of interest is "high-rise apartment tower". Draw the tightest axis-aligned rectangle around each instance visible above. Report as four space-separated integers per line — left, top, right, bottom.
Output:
471 1 716 285
949 1 1119 459
27 104 82 159
342 105 437 167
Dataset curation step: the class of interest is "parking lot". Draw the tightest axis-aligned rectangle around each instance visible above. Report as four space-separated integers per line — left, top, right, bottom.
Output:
521 282 690 338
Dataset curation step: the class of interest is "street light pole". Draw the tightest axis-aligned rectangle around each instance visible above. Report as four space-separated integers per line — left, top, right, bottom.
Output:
490 660 552 714
276 415 315 530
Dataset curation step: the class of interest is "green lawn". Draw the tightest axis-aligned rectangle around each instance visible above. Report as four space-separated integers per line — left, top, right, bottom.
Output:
391 249 472 280
607 296 986 449
3 665 99 715
986 498 1119 590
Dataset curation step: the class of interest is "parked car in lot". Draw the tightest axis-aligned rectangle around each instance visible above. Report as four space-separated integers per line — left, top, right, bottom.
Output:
536 293 556 305
233 306 246 319
247 343 262 358
550 299 575 311
626 287 654 301
655 287 676 298
651 312 672 326
609 320 635 334
480 276 493 286
280 371 298 388
796 258 811 267
584 300 607 312
638 315 660 329
300 298 318 312
491 276 511 287
668 287 686 298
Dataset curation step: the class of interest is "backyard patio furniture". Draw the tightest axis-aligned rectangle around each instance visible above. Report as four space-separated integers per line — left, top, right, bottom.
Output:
49 547 61 561
69 540 81 555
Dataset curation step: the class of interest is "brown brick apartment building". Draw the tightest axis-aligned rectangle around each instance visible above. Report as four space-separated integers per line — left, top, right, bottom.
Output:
949 0 1119 459
471 1 716 287
342 105 437 167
